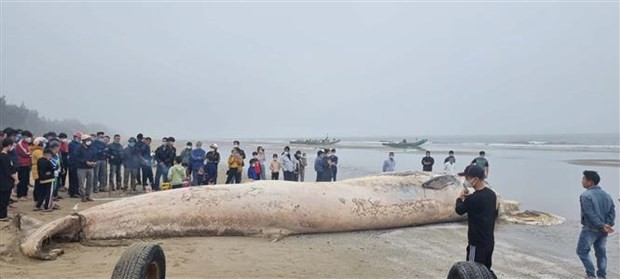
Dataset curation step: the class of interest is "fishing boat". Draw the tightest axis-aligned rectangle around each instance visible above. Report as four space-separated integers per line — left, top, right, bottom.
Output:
289 137 341 145
382 138 428 148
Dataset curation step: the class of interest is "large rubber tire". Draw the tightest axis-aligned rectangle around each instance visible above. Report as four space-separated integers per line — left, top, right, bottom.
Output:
447 261 494 279
111 243 166 279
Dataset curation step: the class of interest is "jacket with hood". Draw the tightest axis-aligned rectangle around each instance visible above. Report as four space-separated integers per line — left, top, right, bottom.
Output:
30 146 43 180
16 140 32 167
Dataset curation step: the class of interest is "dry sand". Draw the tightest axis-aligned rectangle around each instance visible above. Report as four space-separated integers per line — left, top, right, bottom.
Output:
1 186 616 279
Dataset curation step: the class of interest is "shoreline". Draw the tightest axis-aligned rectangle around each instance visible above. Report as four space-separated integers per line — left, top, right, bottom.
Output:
566 159 620 168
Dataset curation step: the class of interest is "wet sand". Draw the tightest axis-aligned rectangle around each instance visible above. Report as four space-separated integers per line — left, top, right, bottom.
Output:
566 159 620 168
1 190 618 279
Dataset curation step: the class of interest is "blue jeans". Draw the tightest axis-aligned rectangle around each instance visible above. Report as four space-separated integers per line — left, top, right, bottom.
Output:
577 228 608 278
154 164 169 190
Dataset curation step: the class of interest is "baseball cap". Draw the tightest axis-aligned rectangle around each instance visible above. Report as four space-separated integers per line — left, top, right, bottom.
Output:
458 165 485 180
210 143 218 149
73 131 82 138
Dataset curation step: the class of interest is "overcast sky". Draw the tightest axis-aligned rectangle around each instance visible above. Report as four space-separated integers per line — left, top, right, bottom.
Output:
1 1 618 139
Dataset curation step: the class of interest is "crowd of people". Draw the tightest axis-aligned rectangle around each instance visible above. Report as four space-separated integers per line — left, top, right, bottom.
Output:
0 128 343 218
382 150 490 177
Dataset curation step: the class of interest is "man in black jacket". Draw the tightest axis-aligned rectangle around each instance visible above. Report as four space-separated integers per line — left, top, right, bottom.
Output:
75 135 97 202
455 165 498 278
154 138 175 191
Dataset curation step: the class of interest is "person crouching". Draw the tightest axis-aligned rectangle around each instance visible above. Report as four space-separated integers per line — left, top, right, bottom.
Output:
35 149 57 212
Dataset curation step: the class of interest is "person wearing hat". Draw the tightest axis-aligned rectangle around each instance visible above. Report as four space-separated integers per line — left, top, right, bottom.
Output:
75 135 97 202
67 131 83 198
205 143 220 185
455 165 498 278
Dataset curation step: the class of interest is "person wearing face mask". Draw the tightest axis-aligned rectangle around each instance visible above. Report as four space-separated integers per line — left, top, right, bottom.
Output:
383 152 396 172
122 138 140 192
75 135 97 202
15 130 33 200
190 142 206 186
455 165 498 279
257 146 266 180
232 141 246 167
180 142 193 176
280 146 298 182
0 138 19 221
91 132 109 193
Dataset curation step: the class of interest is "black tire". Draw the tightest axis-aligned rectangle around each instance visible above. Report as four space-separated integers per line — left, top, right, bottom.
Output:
111 243 166 279
447 261 494 279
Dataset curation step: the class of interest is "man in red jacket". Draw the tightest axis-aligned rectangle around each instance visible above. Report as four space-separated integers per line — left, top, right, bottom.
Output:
15 130 33 200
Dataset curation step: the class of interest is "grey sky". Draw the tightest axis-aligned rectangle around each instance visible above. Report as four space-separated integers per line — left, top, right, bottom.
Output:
2 2 618 139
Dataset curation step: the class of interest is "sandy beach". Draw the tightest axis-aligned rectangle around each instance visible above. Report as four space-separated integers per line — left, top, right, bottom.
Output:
2 192 615 279
1 140 618 279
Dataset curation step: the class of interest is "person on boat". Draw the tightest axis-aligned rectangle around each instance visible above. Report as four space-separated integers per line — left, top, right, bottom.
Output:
382 152 396 172
330 148 338 181
421 151 434 172
444 150 456 164
471 151 489 178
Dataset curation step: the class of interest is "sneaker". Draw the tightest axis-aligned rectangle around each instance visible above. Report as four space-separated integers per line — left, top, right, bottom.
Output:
56 196 64 200
70 195 80 198
86 198 95 202
93 190 99 193
81 198 88 202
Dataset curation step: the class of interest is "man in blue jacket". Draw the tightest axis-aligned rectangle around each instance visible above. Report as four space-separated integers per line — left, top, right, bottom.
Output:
577 170 616 279
91 132 108 192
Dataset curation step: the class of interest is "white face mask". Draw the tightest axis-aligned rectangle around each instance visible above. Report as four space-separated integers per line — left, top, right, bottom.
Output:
85 141 92 146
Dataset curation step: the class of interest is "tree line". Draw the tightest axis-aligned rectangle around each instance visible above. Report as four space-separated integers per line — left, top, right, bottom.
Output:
0 95 109 135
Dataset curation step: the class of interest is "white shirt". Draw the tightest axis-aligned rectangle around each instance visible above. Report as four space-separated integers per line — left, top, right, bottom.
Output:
444 162 456 175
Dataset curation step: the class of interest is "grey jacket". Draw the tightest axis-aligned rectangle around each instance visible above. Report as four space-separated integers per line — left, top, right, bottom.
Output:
580 185 616 231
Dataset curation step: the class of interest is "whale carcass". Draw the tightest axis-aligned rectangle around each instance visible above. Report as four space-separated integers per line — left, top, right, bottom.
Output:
18 172 563 260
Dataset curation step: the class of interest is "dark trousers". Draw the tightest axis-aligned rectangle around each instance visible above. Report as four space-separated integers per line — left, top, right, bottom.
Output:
271 172 279 180
171 184 183 189
283 171 295 181
141 165 154 187
36 182 53 210
331 167 337 181
16 166 31 198
32 180 40 202
68 166 79 197
109 164 122 189
466 244 494 271
226 169 241 184
52 179 59 197
59 164 67 189
0 190 11 218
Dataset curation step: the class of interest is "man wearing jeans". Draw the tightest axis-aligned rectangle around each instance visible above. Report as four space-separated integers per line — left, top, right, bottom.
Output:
577 170 615 279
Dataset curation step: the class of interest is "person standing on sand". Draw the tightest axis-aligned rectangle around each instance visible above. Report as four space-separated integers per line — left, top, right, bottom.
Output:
67 131 82 198
233 141 246 167
270 154 281 180
383 152 396 172
455 165 498 279
471 151 489 178
421 151 434 172
107 134 124 191
298 152 307 182
257 146 267 180
444 150 456 164
138 137 154 189
15 130 32 200
205 144 220 185
180 142 193 176
75 135 97 202
191 142 206 186
30 137 45 203
91 132 108 193
122 137 140 192
0 138 18 222
154 137 174 191
330 149 338 181
226 148 243 184
280 146 298 182
577 170 615 279
315 150 328 182
444 157 456 175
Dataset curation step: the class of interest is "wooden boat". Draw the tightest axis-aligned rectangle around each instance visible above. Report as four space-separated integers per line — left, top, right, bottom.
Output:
382 138 428 148
289 137 341 145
